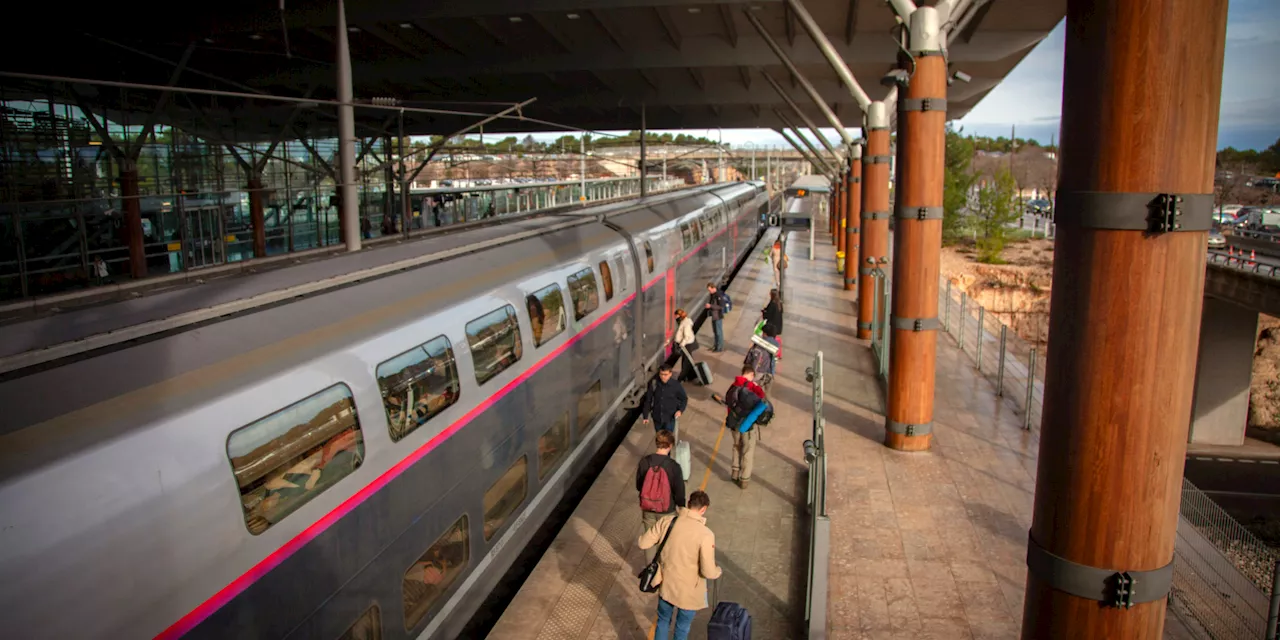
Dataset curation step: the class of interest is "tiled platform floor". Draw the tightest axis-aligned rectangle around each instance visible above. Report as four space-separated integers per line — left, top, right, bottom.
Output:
489 221 1195 639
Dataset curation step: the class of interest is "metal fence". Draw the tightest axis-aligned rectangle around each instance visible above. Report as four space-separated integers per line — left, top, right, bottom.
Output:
938 278 1044 429
1174 478 1280 639
868 264 892 383
1207 250 1280 279
804 350 830 639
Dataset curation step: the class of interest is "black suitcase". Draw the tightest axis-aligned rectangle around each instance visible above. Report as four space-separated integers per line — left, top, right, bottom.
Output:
707 601 751 640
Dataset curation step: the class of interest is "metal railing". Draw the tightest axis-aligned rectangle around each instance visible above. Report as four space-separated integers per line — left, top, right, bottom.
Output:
1207 250 1280 279
1174 478 1280 639
803 350 830 639
939 278 1044 428
937 280 1280 638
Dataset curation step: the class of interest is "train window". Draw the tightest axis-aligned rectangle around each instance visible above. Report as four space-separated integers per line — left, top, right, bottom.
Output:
577 379 603 434
616 258 628 290
690 218 703 243
377 336 461 442
643 241 654 273
598 261 614 301
679 222 692 250
402 515 469 631
228 384 365 536
483 455 528 540
567 268 599 321
467 305 524 385
538 411 570 480
337 604 381 640
526 284 567 347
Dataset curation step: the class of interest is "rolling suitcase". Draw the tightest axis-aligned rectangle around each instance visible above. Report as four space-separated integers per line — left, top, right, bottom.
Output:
671 419 691 482
707 601 752 640
679 344 714 387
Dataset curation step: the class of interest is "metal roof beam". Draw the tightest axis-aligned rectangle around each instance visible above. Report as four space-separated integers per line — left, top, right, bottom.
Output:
655 7 682 49
746 11 855 146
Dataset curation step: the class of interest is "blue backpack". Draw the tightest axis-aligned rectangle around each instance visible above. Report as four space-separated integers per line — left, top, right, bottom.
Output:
718 291 733 314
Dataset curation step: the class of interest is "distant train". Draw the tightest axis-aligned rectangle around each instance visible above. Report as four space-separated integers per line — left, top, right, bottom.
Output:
0 181 768 640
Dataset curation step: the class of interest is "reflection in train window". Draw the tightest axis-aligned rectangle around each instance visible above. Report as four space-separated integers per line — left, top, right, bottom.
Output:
483 456 528 541
644 241 654 273
526 284 567 347
578 379 603 434
598 261 614 301
614 258 627 291
337 604 381 640
402 515 469 631
691 217 703 243
228 384 365 536
567 268 599 321
538 412 570 480
467 305 523 385
377 337 460 442
679 222 692 250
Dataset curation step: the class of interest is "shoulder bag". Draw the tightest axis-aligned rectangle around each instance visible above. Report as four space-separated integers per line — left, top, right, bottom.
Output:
638 516 678 593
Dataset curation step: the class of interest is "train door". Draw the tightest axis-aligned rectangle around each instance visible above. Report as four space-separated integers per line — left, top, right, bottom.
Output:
663 264 676 359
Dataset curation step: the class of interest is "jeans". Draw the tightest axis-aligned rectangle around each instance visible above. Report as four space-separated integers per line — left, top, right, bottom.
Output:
654 419 676 433
655 597 696 640
711 318 724 351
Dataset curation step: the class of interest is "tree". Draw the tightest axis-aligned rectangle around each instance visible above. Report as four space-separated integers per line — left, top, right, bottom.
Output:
972 168 1021 263
943 125 978 244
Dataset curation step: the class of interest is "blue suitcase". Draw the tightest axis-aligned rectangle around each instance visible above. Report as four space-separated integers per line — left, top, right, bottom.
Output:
707 601 751 640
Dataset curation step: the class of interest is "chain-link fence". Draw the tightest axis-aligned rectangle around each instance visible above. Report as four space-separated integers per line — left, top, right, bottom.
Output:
1174 478 1278 639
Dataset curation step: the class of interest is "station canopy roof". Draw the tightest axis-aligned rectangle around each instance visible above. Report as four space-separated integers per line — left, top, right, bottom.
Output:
0 0 1065 140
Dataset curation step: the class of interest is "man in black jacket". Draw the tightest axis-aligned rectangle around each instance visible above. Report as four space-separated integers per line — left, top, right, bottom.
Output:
636 429 687 565
641 365 687 433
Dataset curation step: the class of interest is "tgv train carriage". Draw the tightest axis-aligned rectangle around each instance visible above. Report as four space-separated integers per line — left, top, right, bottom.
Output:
0 181 768 640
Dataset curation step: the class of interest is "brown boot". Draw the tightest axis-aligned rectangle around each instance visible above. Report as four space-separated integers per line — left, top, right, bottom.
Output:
738 478 750 489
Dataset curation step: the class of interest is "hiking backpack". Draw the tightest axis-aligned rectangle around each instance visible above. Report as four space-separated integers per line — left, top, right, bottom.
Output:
744 344 771 375
639 460 673 513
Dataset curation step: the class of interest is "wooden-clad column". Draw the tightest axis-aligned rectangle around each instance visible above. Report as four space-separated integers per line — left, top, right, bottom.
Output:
118 163 147 279
856 104 891 340
836 173 847 254
884 7 946 452
1021 0 1227 637
247 175 267 258
830 179 840 241
844 144 862 292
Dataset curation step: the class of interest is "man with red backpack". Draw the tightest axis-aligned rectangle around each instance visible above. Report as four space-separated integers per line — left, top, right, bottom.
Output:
725 367 767 489
636 429 687 565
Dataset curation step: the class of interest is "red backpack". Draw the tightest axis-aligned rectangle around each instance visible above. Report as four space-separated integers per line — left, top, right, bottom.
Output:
639 459 672 513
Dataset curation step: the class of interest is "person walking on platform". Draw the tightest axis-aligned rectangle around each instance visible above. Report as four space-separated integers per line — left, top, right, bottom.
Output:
672 309 697 382
636 430 686 566
769 240 783 288
744 324 780 392
637 491 721 640
705 283 725 352
725 368 766 488
761 289 784 361
641 365 687 433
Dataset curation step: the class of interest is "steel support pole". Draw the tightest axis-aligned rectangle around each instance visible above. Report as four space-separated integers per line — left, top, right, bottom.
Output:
885 7 945 452
744 11 854 147
762 74 842 166
335 0 360 252
856 102 890 340
833 176 843 246
247 175 267 258
118 163 146 278
783 0 872 111
776 119 836 179
997 325 1007 396
844 143 862 291
640 105 648 198
1020 0 1227 636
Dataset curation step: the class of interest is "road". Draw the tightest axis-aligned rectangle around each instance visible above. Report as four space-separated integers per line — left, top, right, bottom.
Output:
1183 454 1280 524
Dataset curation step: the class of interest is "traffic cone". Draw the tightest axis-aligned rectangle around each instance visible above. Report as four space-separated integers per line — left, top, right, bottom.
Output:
1250 250 1257 266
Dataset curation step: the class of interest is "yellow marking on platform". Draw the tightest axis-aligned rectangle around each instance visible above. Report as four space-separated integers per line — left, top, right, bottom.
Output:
700 418 727 492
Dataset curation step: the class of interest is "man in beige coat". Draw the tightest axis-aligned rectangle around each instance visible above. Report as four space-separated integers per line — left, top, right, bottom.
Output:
637 491 721 640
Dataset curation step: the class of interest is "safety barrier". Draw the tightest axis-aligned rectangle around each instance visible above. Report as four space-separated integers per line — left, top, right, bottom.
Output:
1174 478 1280 639
1207 250 1280 279
803 350 830 639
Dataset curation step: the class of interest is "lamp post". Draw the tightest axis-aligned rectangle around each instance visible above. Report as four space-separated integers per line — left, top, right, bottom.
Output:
744 142 757 180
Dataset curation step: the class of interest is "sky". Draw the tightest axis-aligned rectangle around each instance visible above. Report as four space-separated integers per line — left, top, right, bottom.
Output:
523 1 1279 153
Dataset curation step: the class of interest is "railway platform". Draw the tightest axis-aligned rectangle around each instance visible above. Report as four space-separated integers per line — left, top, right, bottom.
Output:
488 221 1198 639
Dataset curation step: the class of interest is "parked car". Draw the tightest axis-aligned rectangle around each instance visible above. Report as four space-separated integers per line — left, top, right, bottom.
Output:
1235 208 1280 239
1026 198 1052 214
1207 226 1227 249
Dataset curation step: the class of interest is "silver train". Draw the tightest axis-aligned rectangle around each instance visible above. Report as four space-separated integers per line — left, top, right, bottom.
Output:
0 181 768 640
